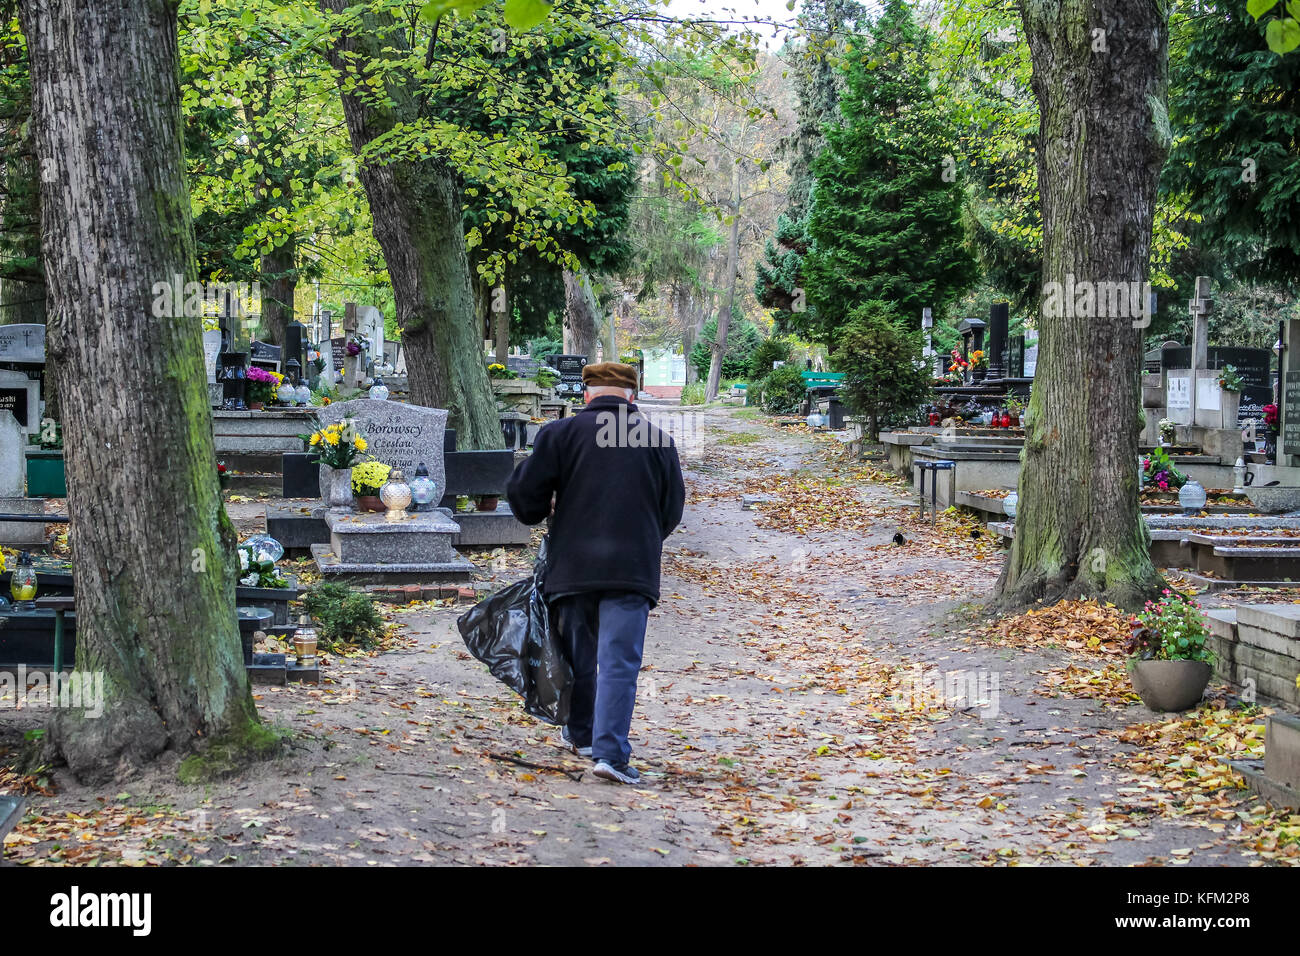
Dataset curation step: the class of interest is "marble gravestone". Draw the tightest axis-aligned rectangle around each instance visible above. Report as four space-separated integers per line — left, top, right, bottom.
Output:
0 409 44 549
204 329 224 407
0 324 44 364
315 398 448 500
0 411 24 497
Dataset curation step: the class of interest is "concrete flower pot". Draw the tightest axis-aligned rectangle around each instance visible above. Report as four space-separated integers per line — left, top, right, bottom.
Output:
1129 660 1212 712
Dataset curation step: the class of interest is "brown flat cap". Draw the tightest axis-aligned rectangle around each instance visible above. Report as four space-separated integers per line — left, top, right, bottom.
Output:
581 361 638 391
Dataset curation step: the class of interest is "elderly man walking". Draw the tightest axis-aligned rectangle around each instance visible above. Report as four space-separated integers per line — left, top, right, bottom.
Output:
506 362 685 784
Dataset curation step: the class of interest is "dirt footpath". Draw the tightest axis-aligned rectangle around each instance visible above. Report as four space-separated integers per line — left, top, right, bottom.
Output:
1 404 1289 866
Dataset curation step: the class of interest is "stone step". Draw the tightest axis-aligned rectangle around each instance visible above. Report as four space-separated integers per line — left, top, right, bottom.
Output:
1206 607 1236 641
1236 604 1300 639
1266 712 1300 791
326 509 461 564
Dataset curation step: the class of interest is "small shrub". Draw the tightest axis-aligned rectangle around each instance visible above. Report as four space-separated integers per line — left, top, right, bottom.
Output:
680 381 706 405
747 335 793 379
301 582 387 652
754 364 806 414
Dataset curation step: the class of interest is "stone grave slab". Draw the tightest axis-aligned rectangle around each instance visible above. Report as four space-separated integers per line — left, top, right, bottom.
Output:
312 509 473 584
451 503 532 547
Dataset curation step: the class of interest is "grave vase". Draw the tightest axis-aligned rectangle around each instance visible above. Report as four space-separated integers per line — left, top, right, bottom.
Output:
320 465 354 511
1221 390 1240 430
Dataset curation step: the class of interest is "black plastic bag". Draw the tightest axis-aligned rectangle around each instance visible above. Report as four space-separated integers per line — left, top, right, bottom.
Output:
456 537 572 725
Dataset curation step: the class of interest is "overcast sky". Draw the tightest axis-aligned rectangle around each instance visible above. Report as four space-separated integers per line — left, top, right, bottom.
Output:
667 0 802 49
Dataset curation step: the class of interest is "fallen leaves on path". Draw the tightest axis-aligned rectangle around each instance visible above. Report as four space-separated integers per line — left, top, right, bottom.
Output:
1110 701 1300 865
972 599 1130 657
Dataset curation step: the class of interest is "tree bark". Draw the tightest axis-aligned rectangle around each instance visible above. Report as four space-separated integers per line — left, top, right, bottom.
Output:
563 269 600 359
494 279 509 365
997 0 1169 611
321 0 502 449
259 231 295 346
22 0 263 783
706 161 742 402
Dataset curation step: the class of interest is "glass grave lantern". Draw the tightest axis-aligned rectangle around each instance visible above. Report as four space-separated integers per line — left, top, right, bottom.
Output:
380 469 412 521
1003 492 1018 522
369 376 390 401
408 462 437 512
1179 479 1207 516
293 614 318 668
11 551 37 612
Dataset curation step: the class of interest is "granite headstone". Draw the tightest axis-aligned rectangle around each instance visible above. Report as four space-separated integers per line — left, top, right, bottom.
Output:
0 324 44 364
203 329 223 384
0 410 23 496
316 399 448 499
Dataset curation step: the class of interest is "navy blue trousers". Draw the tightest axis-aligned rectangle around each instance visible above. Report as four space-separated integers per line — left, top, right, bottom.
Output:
553 591 650 766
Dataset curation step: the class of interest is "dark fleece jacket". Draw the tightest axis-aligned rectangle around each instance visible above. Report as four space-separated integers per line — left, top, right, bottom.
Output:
506 395 685 606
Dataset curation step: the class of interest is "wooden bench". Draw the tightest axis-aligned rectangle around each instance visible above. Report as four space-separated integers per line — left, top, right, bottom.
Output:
800 371 844 415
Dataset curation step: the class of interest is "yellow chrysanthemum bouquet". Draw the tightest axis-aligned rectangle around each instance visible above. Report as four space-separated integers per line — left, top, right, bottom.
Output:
303 417 369 469
351 461 391 496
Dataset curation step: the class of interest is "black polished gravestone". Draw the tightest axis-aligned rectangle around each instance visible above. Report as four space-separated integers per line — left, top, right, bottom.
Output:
440 449 517 507
1161 345 1272 428
282 452 321 498
547 353 587 397
0 387 29 430
986 302 1009 378
249 340 282 370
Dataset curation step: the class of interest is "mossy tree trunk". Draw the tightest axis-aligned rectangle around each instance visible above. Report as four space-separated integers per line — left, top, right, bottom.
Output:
997 0 1169 611
259 231 295 347
563 269 600 360
321 0 502 449
22 0 262 783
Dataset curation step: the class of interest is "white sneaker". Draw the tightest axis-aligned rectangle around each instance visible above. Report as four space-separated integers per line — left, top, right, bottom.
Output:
592 760 641 785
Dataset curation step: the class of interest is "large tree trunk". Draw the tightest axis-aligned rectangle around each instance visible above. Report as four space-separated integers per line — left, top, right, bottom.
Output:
563 269 600 359
22 0 263 783
997 0 1168 611
321 0 502 449
258 232 295 346
706 163 742 402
